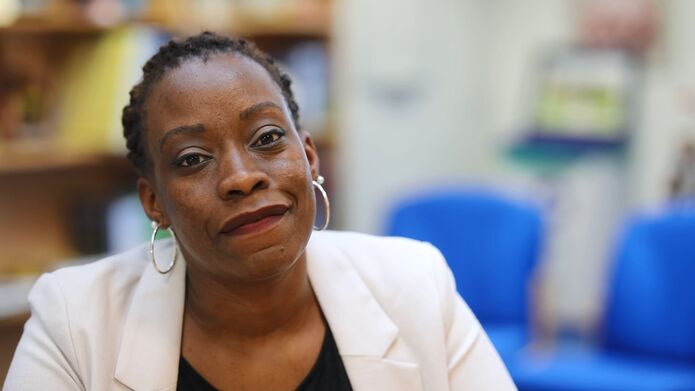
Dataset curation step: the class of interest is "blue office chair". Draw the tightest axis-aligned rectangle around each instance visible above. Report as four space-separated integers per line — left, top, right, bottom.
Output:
514 205 695 391
385 187 544 361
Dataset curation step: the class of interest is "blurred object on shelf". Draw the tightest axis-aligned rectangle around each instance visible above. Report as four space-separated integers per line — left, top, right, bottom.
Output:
106 193 150 253
0 38 52 141
577 0 661 55
671 141 695 202
82 0 128 27
283 40 329 135
235 0 328 26
0 72 24 140
232 0 330 37
55 26 166 153
521 47 640 150
0 82 47 141
0 0 21 27
191 0 235 32
143 0 329 36
0 275 36 319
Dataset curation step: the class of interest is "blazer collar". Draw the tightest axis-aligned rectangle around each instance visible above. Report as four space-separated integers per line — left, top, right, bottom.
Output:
306 232 423 391
114 240 186 391
114 233 422 391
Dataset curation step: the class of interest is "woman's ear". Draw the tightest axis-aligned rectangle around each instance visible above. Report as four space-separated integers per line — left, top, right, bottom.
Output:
301 131 320 179
137 177 170 228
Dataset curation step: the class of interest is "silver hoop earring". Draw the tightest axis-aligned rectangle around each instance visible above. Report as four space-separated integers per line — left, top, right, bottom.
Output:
149 221 177 274
312 175 330 231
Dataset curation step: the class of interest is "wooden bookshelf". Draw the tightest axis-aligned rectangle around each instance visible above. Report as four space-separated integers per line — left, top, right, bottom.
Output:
0 16 108 35
1 147 131 176
0 1 331 38
0 149 137 274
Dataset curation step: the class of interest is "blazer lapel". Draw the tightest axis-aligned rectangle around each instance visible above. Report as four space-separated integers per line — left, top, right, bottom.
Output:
113 234 424 391
114 240 186 391
306 232 424 391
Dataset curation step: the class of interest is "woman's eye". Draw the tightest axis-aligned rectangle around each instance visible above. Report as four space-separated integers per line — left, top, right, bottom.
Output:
253 128 285 147
175 153 211 168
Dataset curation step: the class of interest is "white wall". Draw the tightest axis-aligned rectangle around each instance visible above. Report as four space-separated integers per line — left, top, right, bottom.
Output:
333 0 490 233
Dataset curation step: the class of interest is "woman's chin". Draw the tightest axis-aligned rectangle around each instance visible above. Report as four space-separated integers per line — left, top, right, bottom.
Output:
239 247 305 282
183 219 312 284
201 243 307 285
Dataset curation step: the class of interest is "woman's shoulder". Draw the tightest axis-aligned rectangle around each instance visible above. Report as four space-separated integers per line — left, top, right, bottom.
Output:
9 241 179 389
313 228 439 254
27 242 153 334
311 230 445 267
48 242 151 299
309 230 451 295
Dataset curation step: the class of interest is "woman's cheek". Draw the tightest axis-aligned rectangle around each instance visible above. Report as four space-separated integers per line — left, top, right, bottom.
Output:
276 148 310 180
166 183 209 227
282 163 312 200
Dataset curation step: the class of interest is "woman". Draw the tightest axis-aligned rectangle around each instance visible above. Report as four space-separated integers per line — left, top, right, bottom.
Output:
5 32 515 390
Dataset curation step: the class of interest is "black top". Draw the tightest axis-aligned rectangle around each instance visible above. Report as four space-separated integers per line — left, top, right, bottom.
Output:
177 327 353 391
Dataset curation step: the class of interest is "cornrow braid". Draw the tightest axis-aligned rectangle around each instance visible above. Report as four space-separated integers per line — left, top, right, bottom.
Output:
122 31 301 174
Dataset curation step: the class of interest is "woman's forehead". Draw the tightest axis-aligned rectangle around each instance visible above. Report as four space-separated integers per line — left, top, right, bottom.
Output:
144 53 287 127
147 53 284 111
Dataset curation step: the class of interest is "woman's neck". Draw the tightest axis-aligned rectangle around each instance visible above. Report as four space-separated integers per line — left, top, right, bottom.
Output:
183 255 316 338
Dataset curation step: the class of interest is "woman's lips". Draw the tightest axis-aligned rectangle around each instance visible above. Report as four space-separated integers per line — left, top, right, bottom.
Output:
220 204 289 237
226 214 284 236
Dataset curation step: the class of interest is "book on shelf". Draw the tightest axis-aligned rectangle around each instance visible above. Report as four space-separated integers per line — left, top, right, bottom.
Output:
55 26 167 154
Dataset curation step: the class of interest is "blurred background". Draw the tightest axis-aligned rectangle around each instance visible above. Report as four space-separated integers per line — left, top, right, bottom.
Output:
1 0 694 388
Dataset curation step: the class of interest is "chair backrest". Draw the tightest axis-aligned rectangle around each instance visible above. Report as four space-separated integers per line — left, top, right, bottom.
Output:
385 188 543 325
603 206 695 361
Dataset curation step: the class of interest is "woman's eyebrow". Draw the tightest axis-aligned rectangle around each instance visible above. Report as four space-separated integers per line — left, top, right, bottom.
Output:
159 123 206 151
239 101 283 120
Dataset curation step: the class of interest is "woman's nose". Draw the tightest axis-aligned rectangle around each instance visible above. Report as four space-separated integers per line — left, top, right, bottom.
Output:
216 152 269 199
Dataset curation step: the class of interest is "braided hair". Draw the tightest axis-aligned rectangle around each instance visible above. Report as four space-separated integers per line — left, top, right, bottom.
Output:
122 32 301 174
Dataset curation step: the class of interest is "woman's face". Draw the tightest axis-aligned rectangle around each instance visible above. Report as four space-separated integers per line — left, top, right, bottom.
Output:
138 53 319 283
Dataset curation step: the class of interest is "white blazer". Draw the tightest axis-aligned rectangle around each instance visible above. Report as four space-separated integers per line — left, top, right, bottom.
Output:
4 231 515 391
